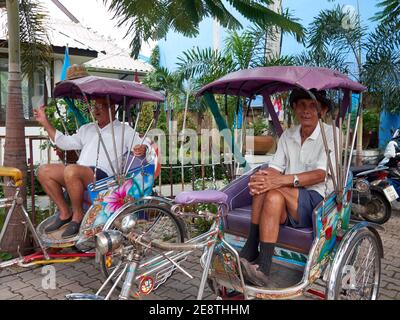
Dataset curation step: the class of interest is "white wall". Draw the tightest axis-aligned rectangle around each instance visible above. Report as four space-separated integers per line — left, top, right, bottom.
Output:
0 127 58 166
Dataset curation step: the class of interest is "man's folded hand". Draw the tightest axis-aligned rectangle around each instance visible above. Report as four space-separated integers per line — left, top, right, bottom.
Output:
133 144 147 157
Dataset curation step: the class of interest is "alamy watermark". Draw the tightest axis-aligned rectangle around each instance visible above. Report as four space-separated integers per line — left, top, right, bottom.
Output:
341 265 356 290
41 265 56 290
147 122 256 165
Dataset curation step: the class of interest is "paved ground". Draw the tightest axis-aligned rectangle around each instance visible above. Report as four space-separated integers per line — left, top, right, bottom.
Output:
1 208 400 300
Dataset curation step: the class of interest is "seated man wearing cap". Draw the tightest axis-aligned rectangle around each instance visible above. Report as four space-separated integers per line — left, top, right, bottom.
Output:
239 88 335 287
34 97 149 238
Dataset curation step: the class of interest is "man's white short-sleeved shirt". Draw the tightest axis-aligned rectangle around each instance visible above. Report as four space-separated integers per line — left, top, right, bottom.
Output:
53 119 149 177
268 122 336 197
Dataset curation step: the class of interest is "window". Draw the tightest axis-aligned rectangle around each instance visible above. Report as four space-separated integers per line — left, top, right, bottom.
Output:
0 57 44 121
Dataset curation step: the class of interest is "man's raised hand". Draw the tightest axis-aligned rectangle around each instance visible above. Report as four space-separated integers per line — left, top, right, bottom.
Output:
33 105 49 126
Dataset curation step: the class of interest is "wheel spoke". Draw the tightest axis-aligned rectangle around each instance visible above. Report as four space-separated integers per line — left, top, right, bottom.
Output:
336 232 380 300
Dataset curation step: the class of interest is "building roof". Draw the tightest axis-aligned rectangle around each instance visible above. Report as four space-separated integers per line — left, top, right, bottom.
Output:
0 4 153 74
47 18 112 53
84 48 153 74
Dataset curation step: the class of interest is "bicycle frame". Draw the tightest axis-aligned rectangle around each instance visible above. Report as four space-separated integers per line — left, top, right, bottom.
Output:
0 184 50 264
77 203 231 300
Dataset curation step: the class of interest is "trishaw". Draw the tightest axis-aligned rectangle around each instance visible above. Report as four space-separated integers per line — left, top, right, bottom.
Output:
68 66 383 300
0 75 172 270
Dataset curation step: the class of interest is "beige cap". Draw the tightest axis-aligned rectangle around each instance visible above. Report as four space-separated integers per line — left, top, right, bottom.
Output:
66 64 90 80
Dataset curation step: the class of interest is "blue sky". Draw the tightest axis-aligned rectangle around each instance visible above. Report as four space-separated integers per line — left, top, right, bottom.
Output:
158 0 379 70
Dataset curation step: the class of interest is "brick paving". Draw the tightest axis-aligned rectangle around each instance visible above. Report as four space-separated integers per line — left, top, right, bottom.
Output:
1 209 400 300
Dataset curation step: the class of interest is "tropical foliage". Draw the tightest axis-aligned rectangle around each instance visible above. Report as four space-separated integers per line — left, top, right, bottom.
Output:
19 0 52 80
372 0 400 30
1 0 51 254
299 5 365 80
363 17 400 113
2 0 52 79
104 0 305 58
298 4 399 114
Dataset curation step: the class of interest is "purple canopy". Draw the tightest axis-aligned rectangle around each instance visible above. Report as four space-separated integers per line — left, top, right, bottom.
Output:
197 66 367 97
54 76 165 104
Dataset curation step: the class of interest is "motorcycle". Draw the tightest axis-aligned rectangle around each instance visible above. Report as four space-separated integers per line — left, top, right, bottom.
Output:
351 165 396 224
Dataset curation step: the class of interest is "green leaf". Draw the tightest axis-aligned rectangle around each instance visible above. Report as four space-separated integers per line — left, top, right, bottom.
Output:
104 0 305 58
0 252 12 261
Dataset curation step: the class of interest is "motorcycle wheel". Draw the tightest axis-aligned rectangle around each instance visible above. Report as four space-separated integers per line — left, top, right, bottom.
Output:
362 190 391 224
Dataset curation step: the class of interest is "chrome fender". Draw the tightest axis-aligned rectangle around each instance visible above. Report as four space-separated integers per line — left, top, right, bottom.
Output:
103 195 173 230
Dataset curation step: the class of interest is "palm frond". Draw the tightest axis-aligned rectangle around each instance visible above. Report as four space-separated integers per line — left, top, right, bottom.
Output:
364 18 400 112
227 0 305 41
105 0 305 58
295 50 350 75
372 0 400 30
306 5 367 78
176 47 234 83
258 54 297 67
19 0 52 79
224 30 255 70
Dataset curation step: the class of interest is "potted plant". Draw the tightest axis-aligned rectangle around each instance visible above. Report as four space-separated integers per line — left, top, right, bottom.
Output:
246 116 275 155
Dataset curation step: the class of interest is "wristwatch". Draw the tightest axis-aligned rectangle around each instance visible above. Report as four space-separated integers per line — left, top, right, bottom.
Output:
293 174 300 187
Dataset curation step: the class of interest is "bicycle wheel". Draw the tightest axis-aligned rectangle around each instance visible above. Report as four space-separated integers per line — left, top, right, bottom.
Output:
326 228 381 300
99 204 185 292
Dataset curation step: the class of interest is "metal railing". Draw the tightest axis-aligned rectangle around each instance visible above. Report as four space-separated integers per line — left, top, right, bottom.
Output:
0 135 54 224
0 133 241 224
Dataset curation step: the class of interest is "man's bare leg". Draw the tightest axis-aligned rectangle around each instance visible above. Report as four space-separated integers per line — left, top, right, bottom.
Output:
259 190 289 243
250 187 299 283
63 164 95 223
37 164 71 219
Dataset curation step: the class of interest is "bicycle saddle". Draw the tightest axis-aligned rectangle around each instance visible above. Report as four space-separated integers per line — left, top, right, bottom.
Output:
174 190 228 205
0 166 23 186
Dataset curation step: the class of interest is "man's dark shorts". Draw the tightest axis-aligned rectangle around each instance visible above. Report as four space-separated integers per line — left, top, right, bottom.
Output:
285 188 323 228
89 166 108 180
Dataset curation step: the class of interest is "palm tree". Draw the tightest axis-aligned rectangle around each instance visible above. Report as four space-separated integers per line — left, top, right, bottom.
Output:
372 0 400 30
1 0 29 256
305 5 366 81
302 5 368 164
1 0 51 255
363 17 400 113
303 4 400 160
19 0 52 110
104 0 305 58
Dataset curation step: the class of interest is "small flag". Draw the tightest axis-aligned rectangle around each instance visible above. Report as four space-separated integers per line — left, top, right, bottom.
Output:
233 100 243 129
134 69 140 83
60 46 71 81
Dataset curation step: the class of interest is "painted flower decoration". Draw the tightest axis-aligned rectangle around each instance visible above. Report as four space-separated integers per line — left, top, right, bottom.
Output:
104 179 133 216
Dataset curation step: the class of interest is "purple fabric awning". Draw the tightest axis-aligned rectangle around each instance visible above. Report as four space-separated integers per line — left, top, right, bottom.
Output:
53 76 165 104
197 66 367 97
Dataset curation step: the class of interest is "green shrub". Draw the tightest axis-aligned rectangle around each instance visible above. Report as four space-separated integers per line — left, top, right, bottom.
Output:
363 109 380 132
248 115 270 135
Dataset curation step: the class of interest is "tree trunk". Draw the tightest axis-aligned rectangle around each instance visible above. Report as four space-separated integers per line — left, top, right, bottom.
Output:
1 0 30 256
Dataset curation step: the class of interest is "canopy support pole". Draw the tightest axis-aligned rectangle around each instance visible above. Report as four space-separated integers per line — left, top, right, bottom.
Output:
84 95 117 177
107 95 121 181
262 95 283 137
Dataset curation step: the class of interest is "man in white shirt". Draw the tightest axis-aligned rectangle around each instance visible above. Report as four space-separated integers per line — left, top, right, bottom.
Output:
34 97 148 238
379 129 400 168
239 88 335 287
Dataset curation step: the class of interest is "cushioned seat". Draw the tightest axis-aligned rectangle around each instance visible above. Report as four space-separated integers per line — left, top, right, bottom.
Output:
175 190 228 205
224 205 314 252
